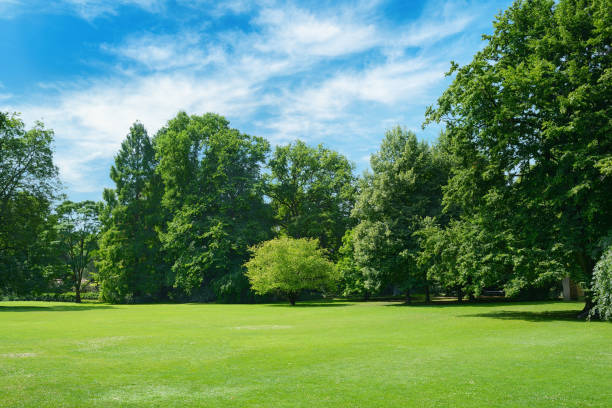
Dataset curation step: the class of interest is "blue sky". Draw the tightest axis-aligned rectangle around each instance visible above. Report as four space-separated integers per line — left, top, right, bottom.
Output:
0 0 512 201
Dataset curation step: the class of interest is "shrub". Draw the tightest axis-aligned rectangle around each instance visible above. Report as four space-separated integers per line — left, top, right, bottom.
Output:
591 246 612 321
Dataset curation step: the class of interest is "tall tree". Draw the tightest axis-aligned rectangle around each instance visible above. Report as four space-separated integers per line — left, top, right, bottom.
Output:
155 112 272 301
266 141 356 257
0 112 60 295
352 127 449 302
55 201 101 303
424 0 612 312
96 123 167 303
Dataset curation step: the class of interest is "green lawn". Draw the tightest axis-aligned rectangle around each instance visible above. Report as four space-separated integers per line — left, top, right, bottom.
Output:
1 300 610 407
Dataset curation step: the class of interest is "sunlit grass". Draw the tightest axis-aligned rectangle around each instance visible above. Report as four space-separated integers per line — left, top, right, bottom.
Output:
1 300 611 407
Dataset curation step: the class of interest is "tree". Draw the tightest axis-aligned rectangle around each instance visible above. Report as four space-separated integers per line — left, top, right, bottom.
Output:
337 229 371 300
245 237 337 305
155 112 272 301
266 141 356 257
424 0 612 312
0 112 60 295
351 127 449 302
96 123 167 303
55 201 101 303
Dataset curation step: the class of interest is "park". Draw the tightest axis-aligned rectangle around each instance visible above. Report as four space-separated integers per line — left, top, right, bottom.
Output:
1 0 611 406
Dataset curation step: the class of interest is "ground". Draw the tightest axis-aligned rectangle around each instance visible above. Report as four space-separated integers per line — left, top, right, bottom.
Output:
1 300 611 407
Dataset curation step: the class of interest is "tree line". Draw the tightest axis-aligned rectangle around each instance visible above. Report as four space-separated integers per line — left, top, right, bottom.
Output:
1 0 610 316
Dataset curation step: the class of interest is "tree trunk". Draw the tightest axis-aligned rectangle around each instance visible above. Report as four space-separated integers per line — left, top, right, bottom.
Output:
363 290 370 301
405 287 411 304
75 287 81 303
425 283 431 303
576 251 595 319
457 286 463 303
287 292 297 306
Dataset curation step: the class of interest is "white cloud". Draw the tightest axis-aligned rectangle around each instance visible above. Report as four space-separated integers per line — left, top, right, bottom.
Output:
252 6 379 57
102 32 226 71
3 0 504 195
62 0 164 19
0 0 165 20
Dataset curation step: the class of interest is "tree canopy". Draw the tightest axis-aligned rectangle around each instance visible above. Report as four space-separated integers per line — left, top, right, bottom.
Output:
155 112 272 301
266 140 356 257
96 122 167 303
350 127 449 302
424 0 612 308
245 237 337 305
0 112 60 296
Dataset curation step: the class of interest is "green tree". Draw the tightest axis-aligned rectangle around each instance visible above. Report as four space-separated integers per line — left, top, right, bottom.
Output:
591 245 612 321
96 123 167 303
337 228 370 299
352 127 449 302
266 141 356 257
424 0 612 312
155 112 272 301
55 201 101 303
0 112 60 295
245 237 337 305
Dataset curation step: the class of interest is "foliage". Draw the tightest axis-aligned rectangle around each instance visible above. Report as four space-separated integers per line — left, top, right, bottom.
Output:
352 127 449 300
3 291 99 302
266 140 356 257
417 217 517 300
55 200 101 302
245 237 336 305
336 229 370 299
424 0 612 304
591 246 612 321
0 112 61 295
96 123 167 303
155 112 272 300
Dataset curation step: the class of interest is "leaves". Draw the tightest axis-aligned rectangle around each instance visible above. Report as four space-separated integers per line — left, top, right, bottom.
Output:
245 237 336 303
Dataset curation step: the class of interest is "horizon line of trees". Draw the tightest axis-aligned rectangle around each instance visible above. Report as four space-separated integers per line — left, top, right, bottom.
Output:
1 0 610 317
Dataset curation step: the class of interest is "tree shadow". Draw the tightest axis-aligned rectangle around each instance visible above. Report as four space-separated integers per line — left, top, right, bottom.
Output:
267 302 350 308
385 300 571 308
460 309 591 322
0 304 115 312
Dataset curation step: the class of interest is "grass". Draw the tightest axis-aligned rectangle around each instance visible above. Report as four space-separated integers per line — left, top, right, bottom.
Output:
1 300 611 407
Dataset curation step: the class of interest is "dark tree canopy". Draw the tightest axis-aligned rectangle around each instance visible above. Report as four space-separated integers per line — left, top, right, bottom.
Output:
350 128 449 301
96 123 167 303
424 0 612 306
0 112 60 295
155 112 272 301
266 140 356 257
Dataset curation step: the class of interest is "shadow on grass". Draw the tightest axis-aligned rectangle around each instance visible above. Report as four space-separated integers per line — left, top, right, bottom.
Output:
460 309 590 322
267 302 350 308
0 304 115 312
385 300 572 308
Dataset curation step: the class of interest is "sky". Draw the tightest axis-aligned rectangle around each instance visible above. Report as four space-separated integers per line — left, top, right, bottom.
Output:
0 0 512 201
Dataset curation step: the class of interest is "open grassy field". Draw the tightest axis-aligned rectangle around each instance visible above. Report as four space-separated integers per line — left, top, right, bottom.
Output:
1 300 611 407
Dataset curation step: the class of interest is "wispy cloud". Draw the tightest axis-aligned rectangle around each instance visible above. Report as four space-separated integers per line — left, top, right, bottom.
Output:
0 0 165 20
2 0 510 196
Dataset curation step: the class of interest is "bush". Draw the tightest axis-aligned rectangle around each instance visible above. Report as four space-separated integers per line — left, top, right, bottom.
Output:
591 246 612 321
2 292 99 302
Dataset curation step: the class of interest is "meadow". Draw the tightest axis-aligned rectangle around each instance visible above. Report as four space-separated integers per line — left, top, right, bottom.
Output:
1 300 611 407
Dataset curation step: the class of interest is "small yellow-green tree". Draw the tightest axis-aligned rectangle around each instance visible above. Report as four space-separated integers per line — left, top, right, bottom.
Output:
245 237 336 305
